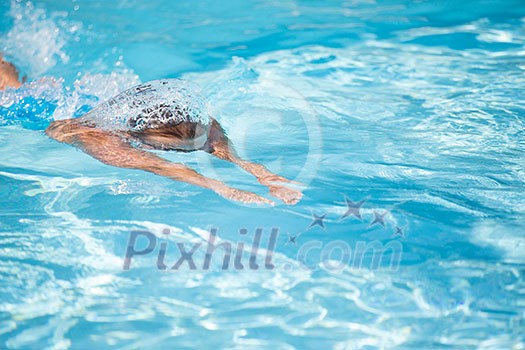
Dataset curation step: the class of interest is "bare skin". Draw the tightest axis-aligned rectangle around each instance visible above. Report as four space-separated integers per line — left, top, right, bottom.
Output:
1 57 303 205
45 117 302 204
203 119 303 204
0 55 22 90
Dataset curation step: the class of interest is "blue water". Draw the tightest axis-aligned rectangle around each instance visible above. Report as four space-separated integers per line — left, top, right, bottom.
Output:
1 0 525 348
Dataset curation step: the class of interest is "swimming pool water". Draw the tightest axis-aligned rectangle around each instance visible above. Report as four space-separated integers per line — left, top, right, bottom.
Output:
1 0 525 348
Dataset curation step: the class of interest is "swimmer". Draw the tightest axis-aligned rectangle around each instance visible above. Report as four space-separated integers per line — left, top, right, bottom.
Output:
0 55 303 205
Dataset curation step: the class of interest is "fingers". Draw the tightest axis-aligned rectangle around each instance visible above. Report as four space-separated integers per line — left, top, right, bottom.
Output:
268 185 303 205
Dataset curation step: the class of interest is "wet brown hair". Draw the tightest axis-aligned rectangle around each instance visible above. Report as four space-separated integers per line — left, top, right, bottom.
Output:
127 103 208 140
125 103 210 151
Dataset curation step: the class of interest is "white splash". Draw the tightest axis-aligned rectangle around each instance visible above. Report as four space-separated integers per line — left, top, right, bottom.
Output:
82 79 212 132
0 0 72 77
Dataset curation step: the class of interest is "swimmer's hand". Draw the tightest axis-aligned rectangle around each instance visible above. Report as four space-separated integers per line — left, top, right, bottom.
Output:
256 175 303 205
267 184 303 205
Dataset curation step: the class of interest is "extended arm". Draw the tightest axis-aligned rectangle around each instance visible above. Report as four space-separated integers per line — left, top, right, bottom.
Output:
45 119 273 205
206 119 303 205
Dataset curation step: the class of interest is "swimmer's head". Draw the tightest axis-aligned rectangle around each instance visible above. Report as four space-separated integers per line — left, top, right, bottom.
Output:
127 104 210 151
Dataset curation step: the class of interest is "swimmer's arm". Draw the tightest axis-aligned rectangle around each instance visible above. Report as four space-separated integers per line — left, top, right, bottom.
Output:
45 119 273 205
206 119 303 205
218 149 304 205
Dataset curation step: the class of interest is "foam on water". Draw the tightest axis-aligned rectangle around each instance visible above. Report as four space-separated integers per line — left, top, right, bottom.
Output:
0 72 140 129
0 0 72 77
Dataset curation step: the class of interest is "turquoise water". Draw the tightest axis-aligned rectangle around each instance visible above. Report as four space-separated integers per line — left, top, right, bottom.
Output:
1 0 525 348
